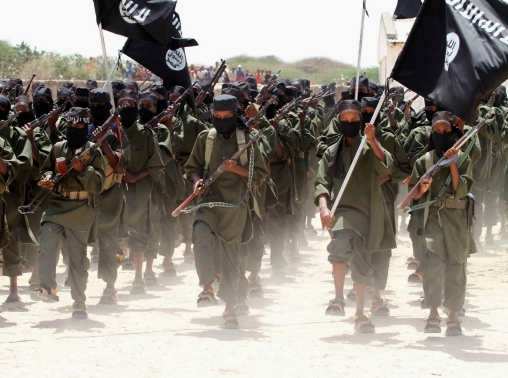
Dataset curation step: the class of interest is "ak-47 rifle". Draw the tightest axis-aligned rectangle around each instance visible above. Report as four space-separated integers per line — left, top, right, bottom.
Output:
23 74 37 95
398 113 494 211
381 86 405 114
25 96 74 130
195 59 227 109
143 81 196 128
172 96 280 217
313 82 336 101
17 105 128 215
255 69 281 105
0 111 21 132
270 90 310 124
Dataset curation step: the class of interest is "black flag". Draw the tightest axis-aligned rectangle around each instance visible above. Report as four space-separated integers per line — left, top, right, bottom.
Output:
393 0 422 19
391 0 508 123
94 0 196 49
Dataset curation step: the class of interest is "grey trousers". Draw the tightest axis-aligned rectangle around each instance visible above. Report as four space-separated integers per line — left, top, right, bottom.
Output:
97 228 119 284
38 222 90 303
246 215 265 274
423 251 466 312
266 204 289 269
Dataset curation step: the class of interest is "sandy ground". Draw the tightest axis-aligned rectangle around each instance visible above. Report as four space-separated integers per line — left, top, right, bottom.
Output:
1 217 508 378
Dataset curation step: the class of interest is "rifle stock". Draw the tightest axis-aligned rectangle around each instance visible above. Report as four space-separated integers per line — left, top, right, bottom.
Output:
195 60 227 108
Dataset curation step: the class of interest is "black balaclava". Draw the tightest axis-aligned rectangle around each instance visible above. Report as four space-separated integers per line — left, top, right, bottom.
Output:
0 95 11 120
494 87 506 108
151 83 169 115
264 87 279 119
112 81 126 107
360 97 379 128
425 99 437 122
349 75 370 102
65 107 90 148
212 94 238 136
33 87 54 118
56 87 73 112
430 111 461 156
118 90 139 128
89 89 113 126
15 96 35 125
291 79 304 97
74 87 90 108
138 92 158 124
126 80 139 93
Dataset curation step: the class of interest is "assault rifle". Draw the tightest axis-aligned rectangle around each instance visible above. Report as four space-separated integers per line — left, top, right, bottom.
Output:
398 113 494 210
144 81 196 128
23 73 37 95
245 96 278 128
255 69 281 105
18 128 114 214
0 111 21 132
26 96 73 130
195 59 227 109
270 90 310 124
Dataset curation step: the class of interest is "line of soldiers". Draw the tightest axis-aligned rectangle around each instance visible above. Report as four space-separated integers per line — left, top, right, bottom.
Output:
0 72 505 332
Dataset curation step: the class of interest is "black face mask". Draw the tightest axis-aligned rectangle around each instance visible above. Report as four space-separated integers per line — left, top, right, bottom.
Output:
353 92 369 102
114 97 119 108
33 102 53 118
341 91 353 100
66 126 89 148
339 120 361 138
57 99 73 112
90 104 112 126
494 93 505 108
323 94 335 108
426 110 436 122
139 108 155 124
74 100 89 108
204 93 214 105
0 110 8 120
432 131 455 156
120 107 139 128
157 99 169 115
17 111 35 126
237 108 245 117
276 95 286 110
361 111 373 127
265 103 277 120
213 115 237 136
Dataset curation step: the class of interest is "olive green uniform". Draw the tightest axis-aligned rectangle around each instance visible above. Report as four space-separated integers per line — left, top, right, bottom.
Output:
94 123 131 284
122 121 165 255
409 151 472 311
0 126 33 278
314 135 396 285
0 137 20 251
38 141 105 303
185 127 267 306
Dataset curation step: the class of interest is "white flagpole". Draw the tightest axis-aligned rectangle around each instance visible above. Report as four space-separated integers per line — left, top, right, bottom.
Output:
98 23 116 111
354 0 367 100
103 51 121 90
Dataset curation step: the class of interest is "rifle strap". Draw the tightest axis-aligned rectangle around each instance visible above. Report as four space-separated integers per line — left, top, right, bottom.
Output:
204 128 248 174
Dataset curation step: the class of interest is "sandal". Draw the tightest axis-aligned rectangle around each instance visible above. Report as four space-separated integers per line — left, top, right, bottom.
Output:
407 261 419 270
72 301 88 319
197 289 218 308
144 272 157 286
122 259 135 271
162 262 177 277
408 270 424 283
354 315 375 334
325 299 346 316
445 316 462 337
370 298 390 316
31 287 59 303
212 273 221 292
223 311 240 329
424 315 442 333
130 279 146 295
99 289 118 305
28 277 41 292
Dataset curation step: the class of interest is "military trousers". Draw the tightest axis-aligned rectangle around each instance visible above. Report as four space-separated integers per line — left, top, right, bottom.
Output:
371 202 394 290
327 229 375 286
288 202 305 257
246 214 265 274
423 250 466 312
97 228 119 284
471 186 485 240
266 204 289 269
38 222 90 303
2 229 23 277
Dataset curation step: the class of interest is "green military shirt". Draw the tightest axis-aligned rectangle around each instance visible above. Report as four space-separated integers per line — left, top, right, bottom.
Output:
177 107 209 166
41 141 106 231
472 106 496 190
185 127 268 243
315 134 397 252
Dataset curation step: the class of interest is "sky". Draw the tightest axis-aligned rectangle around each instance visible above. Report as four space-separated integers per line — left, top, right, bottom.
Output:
2 0 399 67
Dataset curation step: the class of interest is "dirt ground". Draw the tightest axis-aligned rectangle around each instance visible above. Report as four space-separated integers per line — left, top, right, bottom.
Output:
1 218 508 377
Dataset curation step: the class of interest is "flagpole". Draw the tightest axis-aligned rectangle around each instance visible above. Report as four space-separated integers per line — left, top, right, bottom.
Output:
98 23 116 111
103 51 121 90
354 0 367 100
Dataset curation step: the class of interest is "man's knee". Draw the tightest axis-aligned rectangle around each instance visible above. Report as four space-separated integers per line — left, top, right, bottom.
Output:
327 230 354 265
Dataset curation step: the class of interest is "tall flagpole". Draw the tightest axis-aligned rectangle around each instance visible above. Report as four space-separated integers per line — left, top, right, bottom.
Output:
354 0 367 100
98 23 116 111
103 51 121 90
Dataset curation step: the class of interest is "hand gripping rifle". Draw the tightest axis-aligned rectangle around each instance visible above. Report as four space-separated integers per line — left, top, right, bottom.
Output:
144 82 196 128
18 105 128 215
195 59 227 109
0 111 21 132
25 96 73 130
255 69 281 105
269 90 310 125
172 97 278 217
397 113 494 211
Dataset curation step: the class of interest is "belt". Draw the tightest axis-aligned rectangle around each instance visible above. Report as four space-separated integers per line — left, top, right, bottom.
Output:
57 185 90 200
298 151 305 159
431 198 467 210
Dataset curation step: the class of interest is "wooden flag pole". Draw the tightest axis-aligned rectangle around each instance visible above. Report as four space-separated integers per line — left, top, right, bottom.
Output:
98 23 116 111
354 0 367 100
103 51 122 90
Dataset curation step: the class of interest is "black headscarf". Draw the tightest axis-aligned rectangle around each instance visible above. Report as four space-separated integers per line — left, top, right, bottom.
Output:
327 100 362 179
33 86 53 104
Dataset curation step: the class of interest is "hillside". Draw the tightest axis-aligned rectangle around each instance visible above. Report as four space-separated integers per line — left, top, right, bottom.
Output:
224 55 379 85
